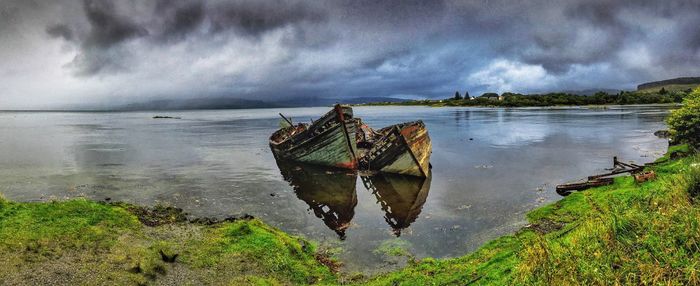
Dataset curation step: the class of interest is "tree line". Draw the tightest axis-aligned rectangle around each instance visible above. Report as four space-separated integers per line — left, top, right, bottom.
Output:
373 89 690 107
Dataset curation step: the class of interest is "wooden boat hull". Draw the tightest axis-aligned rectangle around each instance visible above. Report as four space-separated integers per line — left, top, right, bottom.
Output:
270 105 358 169
367 121 431 177
271 120 358 169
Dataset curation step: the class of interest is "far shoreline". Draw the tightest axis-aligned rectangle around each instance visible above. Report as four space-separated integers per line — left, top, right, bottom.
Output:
0 102 683 113
354 102 682 109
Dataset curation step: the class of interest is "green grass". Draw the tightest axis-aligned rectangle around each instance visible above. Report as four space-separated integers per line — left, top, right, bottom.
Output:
366 146 700 285
654 144 691 163
0 199 335 285
185 219 335 285
0 200 140 250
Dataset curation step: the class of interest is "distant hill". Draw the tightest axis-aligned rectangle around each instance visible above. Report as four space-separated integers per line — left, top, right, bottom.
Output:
64 96 410 111
114 97 280 111
276 96 409 107
637 77 700 91
338 97 409 104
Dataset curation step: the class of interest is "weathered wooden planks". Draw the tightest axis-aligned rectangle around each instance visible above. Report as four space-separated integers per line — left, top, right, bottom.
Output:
270 105 358 169
269 105 432 177
366 121 432 177
556 178 614 195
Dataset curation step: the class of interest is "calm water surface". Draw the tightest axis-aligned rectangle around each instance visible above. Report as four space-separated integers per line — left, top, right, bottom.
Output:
0 105 671 272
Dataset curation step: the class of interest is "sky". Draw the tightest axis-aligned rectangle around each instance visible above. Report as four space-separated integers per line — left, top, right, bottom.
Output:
1 0 699 109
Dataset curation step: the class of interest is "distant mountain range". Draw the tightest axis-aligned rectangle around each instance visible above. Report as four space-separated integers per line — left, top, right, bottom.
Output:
113 97 279 111
278 96 408 106
92 96 409 111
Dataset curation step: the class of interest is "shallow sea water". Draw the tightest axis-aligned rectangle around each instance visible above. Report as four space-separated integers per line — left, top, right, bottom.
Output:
0 105 671 272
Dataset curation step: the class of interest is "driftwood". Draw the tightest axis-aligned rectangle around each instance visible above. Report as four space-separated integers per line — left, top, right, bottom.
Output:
588 157 643 180
556 178 614 194
557 156 644 196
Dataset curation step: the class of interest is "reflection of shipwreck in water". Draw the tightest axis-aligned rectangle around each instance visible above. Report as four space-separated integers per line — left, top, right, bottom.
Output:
362 173 431 237
275 159 432 238
276 161 357 240
269 105 431 177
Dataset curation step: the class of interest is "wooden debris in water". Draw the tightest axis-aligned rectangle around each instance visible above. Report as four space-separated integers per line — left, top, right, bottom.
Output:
556 156 645 196
556 178 614 195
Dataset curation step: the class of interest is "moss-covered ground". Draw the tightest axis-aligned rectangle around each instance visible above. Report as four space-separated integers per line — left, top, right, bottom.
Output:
1 145 698 285
0 198 335 285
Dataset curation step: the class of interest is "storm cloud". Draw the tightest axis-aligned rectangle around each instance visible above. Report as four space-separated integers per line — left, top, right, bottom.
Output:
1 0 699 109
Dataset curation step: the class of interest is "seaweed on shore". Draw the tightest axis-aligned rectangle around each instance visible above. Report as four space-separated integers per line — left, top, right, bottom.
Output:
108 202 188 226
104 201 256 227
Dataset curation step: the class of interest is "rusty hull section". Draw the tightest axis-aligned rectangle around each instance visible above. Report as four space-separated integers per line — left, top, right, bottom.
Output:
399 121 431 176
366 121 431 177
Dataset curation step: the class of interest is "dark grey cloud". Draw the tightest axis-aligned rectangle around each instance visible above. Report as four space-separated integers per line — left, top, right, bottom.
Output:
46 0 150 75
46 24 74 41
510 0 700 76
45 0 329 75
153 0 205 42
208 0 325 37
82 0 147 48
519 1 626 72
1 0 700 109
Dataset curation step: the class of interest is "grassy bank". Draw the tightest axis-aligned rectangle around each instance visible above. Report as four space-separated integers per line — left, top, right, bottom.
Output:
1 145 698 285
366 144 700 285
0 199 335 285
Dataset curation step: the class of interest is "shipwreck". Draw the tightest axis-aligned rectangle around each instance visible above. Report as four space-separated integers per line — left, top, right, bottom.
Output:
270 105 359 169
269 104 432 177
